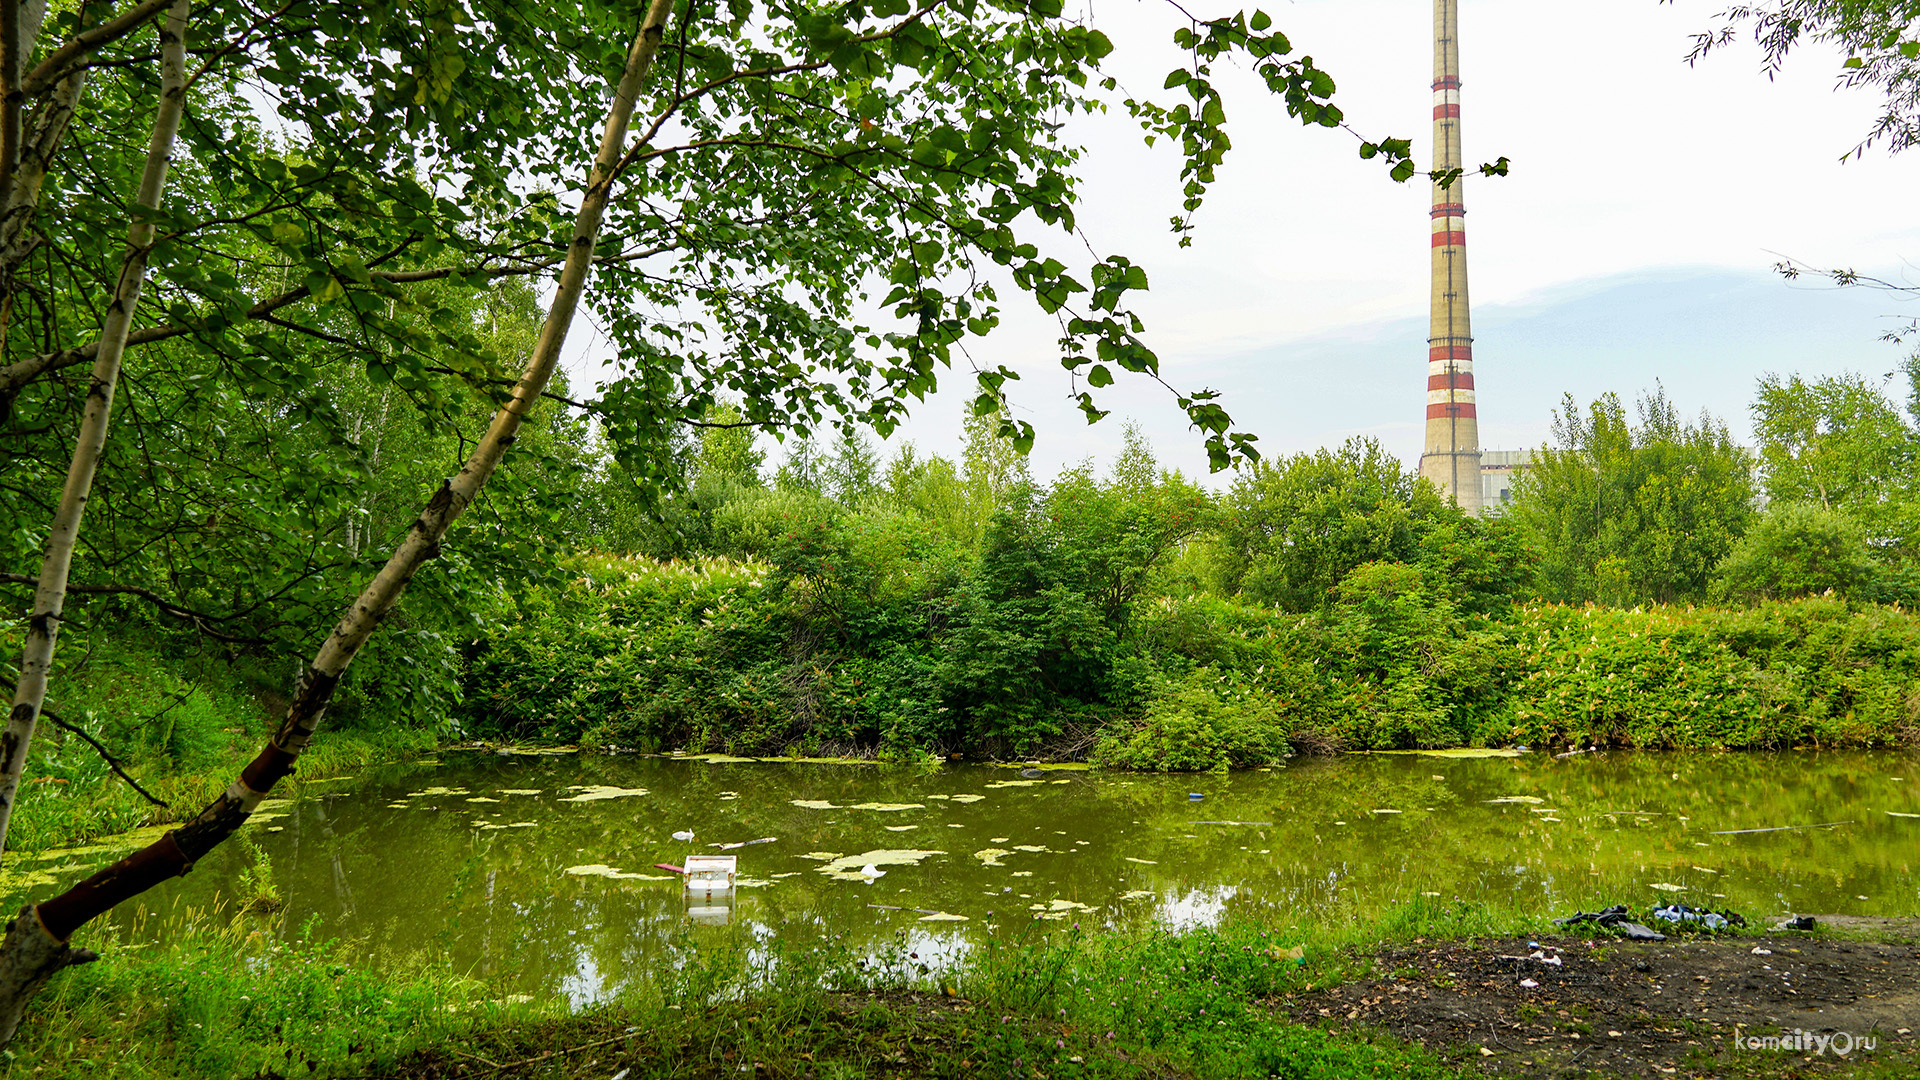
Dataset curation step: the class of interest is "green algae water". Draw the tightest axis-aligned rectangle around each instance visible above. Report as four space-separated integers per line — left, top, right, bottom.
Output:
5 750 1917 1005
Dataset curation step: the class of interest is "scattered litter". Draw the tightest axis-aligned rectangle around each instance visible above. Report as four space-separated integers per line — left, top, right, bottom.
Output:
985 780 1042 789
948 794 985 803
1486 795 1544 805
918 912 968 921
1124 857 1157 865
1119 890 1153 901
790 800 841 810
848 802 924 812
1772 915 1817 931
1751 946 1773 956
974 848 1011 866
1650 903 1745 932
654 863 684 874
1708 821 1853 835
1269 944 1305 965
1554 905 1667 941
885 825 919 832
1888 811 1919 818
465 796 500 803
1519 978 1539 988
710 837 777 850
1370 809 1403 815
1648 882 1687 892
1188 793 1204 800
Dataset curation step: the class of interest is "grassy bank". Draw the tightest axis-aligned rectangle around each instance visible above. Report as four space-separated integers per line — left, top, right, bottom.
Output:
8 899 1522 1080
3 629 438 853
10 897 1917 1080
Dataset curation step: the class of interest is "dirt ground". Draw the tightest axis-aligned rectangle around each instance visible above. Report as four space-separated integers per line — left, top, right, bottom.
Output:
1284 917 1920 1078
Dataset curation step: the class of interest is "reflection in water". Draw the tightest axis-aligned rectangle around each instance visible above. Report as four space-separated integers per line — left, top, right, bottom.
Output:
7 749 1917 1006
686 891 734 926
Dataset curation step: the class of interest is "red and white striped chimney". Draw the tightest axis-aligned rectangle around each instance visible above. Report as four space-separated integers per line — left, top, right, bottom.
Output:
1417 0 1483 513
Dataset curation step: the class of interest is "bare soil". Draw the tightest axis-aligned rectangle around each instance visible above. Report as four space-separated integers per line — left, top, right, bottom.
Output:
1284 918 1920 1077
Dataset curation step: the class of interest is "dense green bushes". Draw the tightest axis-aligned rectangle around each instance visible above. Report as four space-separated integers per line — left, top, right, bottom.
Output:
462 544 1920 762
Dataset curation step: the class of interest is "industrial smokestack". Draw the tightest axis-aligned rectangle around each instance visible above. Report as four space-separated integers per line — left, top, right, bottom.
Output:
1418 0 1483 513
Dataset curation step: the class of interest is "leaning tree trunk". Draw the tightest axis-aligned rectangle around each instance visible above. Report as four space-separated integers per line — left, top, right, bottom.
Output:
0 0 188 855
0 0 187 1038
0 0 678 1046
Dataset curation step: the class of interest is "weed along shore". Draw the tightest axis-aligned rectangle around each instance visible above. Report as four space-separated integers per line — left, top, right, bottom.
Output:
6 893 1917 1080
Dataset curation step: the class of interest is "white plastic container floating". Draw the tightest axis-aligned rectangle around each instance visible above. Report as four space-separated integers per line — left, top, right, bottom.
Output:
683 854 737 894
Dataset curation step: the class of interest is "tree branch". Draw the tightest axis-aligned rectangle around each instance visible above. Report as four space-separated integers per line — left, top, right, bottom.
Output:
20 0 168 95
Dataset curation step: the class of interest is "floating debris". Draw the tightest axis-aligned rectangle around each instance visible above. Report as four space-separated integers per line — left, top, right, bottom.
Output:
790 799 842 810
710 837 777 850
498 789 543 796
1118 890 1153 901
1194 820 1273 826
948 794 985 803
1709 821 1854 835
885 825 919 832
918 911 968 922
407 787 470 797
1888 811 1918 819
974 848 1012 867
1124 857 1157 865
815 849 946 882
564 864 672 881
984 780 1042 789
1487 796 1545 805
1030 898 1093 920
848 802 924 812
559 786 648 803
1374 748 1523 759
1648 882 1687 892
1012 844 1049 853
466 797 501 803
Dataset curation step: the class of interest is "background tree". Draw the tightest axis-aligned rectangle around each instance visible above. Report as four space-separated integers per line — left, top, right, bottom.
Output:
1752 369 1919 560
1208 436 1449 612
1507 389 1756 606
1713 501 1877 602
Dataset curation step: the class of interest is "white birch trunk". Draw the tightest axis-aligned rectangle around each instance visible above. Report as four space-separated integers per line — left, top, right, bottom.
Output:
0 0 188 860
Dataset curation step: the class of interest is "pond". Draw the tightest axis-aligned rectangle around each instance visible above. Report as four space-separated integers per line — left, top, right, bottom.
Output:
7 749 1917 1006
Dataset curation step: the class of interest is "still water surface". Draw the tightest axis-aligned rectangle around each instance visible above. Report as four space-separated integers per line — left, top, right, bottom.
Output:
9 750 1918 1004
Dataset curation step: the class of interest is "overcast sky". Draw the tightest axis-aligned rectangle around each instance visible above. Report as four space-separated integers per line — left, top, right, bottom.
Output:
567 0 1920 484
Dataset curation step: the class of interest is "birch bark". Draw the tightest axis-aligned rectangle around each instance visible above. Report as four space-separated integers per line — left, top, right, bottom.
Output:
0 0 678 1046
0 0 187 1044
0 0 187 857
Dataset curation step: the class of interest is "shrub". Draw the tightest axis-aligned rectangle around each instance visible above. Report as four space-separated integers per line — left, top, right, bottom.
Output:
1092 667 1291 771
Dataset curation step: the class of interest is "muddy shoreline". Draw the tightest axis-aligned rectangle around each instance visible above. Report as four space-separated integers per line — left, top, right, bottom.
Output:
1285 918 1920 1077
